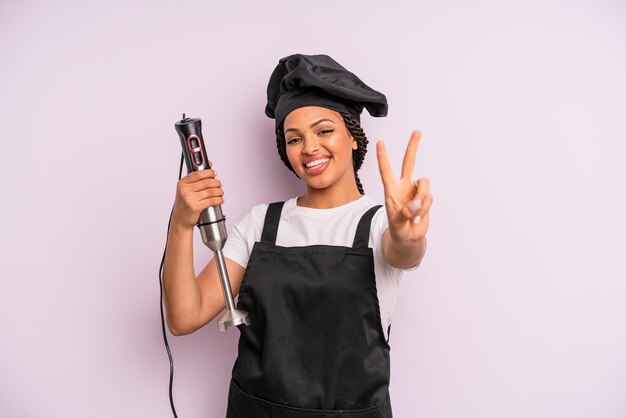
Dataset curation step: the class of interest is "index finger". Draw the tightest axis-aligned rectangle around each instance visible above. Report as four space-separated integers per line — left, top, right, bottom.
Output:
183 169 217 182
376 140 395 186
400 130 422 180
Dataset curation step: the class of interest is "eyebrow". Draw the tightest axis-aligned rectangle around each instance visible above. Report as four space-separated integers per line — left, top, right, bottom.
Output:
284 118 335 134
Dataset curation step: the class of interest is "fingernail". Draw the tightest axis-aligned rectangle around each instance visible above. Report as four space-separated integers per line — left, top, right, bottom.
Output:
409 200 421 212
414 216 422 224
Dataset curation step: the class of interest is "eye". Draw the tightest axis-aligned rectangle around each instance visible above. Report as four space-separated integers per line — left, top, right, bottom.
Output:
319 129 335 135
286 137 302 145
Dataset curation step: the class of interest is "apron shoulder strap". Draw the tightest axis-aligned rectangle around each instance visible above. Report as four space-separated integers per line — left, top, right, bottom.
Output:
352 205 383 248
260 201 285 244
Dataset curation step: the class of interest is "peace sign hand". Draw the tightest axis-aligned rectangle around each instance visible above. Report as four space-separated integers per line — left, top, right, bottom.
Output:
376 130 432 245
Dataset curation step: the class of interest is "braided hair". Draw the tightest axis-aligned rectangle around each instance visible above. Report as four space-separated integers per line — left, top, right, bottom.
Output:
275 112 369 195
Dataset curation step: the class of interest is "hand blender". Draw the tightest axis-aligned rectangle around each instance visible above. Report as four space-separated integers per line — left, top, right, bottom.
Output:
174 114 251 331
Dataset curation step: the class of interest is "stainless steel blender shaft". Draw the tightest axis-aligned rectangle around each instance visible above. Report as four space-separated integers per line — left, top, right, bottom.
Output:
198 206 251 331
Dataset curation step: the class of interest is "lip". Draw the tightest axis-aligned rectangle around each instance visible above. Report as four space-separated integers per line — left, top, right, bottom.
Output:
303 156 330 176
303 154 331 165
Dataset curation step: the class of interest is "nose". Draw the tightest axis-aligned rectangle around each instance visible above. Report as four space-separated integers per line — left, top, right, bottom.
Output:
302 134 320 155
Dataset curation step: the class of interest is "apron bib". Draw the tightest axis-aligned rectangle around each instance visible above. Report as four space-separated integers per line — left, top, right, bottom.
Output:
227 202 392 417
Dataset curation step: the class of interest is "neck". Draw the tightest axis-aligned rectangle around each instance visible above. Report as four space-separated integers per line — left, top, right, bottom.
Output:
298 185 362 209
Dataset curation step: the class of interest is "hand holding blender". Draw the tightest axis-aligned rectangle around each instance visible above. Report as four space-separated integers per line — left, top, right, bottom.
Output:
173 114 251 331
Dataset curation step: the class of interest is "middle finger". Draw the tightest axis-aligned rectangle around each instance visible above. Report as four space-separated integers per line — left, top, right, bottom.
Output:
190 178 221 192
401 130 421 180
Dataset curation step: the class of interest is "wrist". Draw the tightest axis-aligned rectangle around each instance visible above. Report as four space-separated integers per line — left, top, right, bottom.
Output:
390 235 425 252
383 230 427 269
171 206 198 232
169 219 195 235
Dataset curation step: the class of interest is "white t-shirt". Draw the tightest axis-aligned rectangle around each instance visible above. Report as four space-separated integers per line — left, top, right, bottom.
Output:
223 195 417 341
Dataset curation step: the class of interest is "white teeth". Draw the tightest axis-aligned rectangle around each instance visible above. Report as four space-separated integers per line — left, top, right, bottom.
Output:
305 158 329 168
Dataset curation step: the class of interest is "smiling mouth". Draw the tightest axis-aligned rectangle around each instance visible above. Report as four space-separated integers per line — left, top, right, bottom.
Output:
305 158 330 169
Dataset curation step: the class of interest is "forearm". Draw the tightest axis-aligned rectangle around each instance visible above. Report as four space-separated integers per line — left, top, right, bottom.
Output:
382 229 427 270
162 223 202 335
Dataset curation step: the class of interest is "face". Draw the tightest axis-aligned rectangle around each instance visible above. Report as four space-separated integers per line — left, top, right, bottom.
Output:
283 106 358 194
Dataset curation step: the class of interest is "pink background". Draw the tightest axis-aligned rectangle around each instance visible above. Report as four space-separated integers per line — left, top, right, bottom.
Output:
2 0 625 417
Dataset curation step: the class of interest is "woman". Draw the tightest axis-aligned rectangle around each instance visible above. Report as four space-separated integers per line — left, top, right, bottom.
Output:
163 54 433 417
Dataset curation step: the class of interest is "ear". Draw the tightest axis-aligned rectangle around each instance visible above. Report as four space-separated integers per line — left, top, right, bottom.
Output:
352 137 358 150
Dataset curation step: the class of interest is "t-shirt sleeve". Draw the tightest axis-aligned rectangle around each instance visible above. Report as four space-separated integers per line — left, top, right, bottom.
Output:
222 203 268 269
370 208 421 274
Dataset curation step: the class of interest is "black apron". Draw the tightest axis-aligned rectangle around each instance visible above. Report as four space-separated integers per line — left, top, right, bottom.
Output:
227 201 392 418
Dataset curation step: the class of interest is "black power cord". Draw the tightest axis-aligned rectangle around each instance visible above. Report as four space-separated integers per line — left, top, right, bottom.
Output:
159 152 184 418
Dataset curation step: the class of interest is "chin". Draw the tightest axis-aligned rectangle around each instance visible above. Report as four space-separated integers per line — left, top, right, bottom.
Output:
305 181 330 190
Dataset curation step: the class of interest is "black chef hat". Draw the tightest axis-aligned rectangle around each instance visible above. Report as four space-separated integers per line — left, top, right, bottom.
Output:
265 54 388 129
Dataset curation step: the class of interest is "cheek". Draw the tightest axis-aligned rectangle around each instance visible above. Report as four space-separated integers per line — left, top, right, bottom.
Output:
285 146 300 168
329 137 354 160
